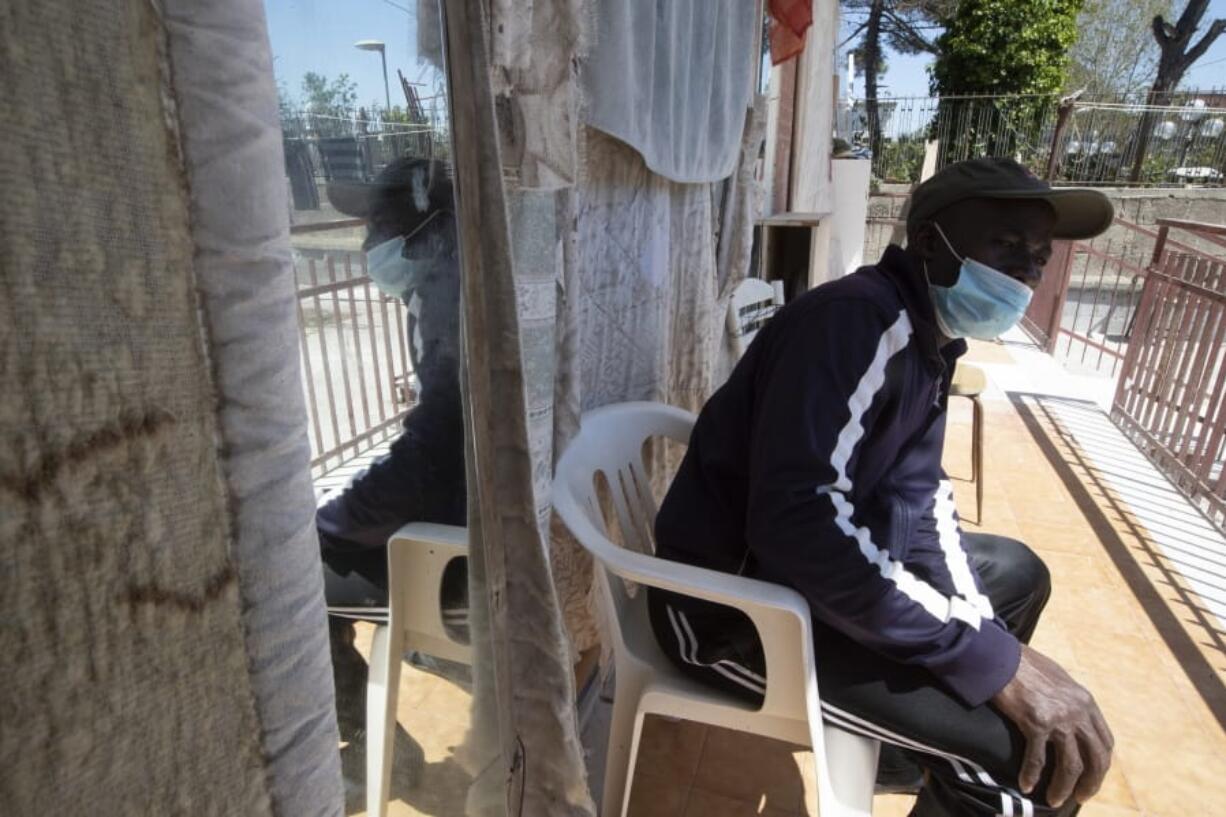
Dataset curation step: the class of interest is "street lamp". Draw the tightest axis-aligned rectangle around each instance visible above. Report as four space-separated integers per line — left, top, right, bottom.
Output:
354 39 390 112
1176 99 1208 175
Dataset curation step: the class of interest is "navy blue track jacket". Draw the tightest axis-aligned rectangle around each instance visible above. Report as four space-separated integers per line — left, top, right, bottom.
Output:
653 245 1020 707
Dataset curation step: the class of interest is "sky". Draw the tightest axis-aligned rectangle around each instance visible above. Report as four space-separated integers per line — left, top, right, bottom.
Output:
839 0 1226 100
264 0 1225 106
265 0 441 111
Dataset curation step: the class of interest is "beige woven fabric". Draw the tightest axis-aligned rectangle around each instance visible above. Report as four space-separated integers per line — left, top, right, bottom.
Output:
0 1 271 813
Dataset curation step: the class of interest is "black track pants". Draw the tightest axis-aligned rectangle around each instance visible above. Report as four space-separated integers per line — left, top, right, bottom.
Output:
649 534 1080 817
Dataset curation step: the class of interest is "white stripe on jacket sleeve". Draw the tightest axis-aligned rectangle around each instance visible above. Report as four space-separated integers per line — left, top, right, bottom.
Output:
934 479 996 620
818 309 982 630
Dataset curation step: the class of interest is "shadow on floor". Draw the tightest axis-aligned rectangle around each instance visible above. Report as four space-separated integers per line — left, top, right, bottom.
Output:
1009 391 1226 732
341 723 474 817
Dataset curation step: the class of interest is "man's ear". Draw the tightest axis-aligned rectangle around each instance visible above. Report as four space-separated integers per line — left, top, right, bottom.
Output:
909 220 939 261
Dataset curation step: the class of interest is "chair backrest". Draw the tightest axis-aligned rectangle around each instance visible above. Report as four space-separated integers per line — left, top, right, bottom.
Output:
552 402 695 658
317 136 371 182
727 277 782 356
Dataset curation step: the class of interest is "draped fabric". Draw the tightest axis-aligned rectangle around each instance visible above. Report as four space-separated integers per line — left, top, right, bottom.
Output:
550 107 765 654
444 1 597 815
768 0 814 64
161 1 344 813
1 0 340 813
582 0 758 184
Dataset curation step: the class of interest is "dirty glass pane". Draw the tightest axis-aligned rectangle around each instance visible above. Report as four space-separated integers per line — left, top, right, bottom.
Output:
266 2 479 814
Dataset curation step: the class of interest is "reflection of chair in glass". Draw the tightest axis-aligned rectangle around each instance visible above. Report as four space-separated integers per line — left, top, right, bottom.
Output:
318 136 372 183
282 138 319 210
949 363 987 523
727 277 783 357
366 522 469 817
552 402 879 817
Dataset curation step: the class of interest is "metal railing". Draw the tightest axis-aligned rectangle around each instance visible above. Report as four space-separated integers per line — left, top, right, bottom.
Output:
1022 216 1225 376
293 228 415 478
840 91 1226 186
1112 219 1226 531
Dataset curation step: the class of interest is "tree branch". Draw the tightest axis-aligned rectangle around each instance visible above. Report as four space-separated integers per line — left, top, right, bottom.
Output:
1181 18 1226 71
838 19 871 49
1152 14 1171 46
1174 0 1211 39
882 7 940 54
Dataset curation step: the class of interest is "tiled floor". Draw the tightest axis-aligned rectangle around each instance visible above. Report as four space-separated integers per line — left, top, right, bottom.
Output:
340 331 1226 816
341 625 476 817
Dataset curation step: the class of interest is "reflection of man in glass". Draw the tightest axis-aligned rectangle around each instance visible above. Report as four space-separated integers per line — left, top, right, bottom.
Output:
319 157 466 742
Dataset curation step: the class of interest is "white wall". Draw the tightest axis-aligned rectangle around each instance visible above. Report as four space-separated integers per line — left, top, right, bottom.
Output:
826 158 872 280
788 0 838 216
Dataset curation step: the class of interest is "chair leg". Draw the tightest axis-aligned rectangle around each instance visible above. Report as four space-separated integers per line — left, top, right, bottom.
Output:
601 673 647 817
367 622 404 817
817 726 879 817
972 395 984 524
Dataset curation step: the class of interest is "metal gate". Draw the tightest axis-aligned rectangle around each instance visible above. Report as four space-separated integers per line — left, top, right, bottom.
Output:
1112 219 1226 531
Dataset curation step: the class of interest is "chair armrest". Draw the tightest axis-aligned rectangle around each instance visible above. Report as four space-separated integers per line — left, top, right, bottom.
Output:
601 544 817 717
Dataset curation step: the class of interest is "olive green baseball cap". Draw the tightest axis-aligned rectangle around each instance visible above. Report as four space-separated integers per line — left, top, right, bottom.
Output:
907 158 1114 240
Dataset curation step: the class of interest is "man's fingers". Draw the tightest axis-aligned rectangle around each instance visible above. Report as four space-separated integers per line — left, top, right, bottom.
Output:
1046 731 1083 808
1018 731 1048 794
1089 703 1115 754
1074 724 1111 803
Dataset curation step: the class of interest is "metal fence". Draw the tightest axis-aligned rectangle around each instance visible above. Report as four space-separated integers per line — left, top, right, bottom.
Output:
1020 213 1226 377
281 107 448 214
1112 219 1226 531
293 224 416 477
1021 218 1160 376
840 91 1226 187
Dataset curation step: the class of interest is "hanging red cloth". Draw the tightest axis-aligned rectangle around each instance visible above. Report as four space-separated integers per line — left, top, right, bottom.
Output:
768 0 813 64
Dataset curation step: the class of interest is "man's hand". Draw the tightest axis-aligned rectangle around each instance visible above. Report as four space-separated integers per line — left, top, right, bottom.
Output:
991 644 1114 808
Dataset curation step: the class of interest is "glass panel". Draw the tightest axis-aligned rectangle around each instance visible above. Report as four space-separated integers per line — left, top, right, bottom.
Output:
267 2 478 814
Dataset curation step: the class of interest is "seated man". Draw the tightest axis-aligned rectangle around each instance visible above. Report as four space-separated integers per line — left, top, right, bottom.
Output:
318 157 468 743
649 159 1114 817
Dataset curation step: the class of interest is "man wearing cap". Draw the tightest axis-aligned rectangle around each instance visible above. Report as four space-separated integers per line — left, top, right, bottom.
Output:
319 157 468 745
648 159 1115 816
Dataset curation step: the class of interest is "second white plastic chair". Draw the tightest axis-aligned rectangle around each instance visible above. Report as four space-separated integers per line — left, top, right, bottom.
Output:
552 402 879 817
366 522 470 817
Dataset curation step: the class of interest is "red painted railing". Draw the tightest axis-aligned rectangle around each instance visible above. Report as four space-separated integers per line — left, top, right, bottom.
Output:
1112 219 1226 531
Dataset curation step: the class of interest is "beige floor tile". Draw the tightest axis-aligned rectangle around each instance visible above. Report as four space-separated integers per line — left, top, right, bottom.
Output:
682 787 794 817
872 794 918 816
412 670 474 726
635 716 709 784
627 770 690 817
1075 803 1142 817
1090 762 1139 810
1114 736 1226 817
691 726 806 813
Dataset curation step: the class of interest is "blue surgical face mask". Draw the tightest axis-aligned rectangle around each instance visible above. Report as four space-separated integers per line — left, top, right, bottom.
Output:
926 224 1034 340
365 236 416 299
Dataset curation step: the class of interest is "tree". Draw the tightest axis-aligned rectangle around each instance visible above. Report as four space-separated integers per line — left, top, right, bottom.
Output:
1066 0 1174 94
1127 0 1226 180
843 0 951 160
931 0 1083 97
301 72 358 116
930 0 1083 166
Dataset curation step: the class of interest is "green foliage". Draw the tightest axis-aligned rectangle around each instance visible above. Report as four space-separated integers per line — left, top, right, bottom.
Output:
930 0 1084 97
301 72 358 116
874 135 928 182
928 0 1080 165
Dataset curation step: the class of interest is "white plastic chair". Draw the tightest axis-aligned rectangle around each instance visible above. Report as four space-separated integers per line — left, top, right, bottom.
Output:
552 402 879 817
727 277 784 356
367 522 470 817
